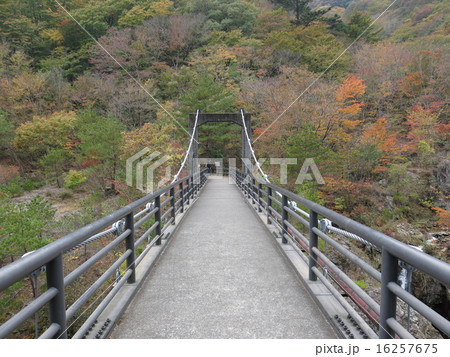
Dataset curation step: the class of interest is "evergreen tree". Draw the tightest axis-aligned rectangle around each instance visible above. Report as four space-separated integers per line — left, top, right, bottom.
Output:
179 73 238 160
346 10 383 43
271 0 330 26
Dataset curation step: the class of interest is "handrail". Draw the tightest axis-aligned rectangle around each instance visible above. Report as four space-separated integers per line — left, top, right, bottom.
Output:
0 176 190 292
0 169 208 338
248 172 449 286
232 169 450 339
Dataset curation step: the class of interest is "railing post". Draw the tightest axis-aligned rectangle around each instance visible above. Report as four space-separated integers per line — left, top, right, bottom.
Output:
186 178 191 205
179 182 184 213
257 183 262 212
267 186 272 224
308 210 318 281
194 173 198 197
46 254 67 338
125 212 136 283
380 247 398 339
251 179 256 204
170 186 176 223
188 176 192 200
281 194 288 244
155 195 162 245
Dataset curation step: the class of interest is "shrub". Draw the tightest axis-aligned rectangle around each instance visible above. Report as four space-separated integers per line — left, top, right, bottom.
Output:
64 170 87 190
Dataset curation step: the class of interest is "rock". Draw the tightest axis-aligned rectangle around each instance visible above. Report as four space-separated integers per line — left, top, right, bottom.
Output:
385 196 394 209
394 222 424 244
434 159 450 197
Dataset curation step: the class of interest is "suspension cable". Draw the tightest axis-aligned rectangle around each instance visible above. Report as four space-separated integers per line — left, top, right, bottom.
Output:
172 109 200 183
240 109 269 182
239 109 376 250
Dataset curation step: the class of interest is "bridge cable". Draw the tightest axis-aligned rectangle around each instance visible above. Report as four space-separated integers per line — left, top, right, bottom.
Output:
239 109 376 250
58 231 166 338
240 109 270 182
240 109 308 217
172 109 200 183
260 205 393 339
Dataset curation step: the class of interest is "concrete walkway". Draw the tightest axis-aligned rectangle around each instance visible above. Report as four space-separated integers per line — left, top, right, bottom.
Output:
111 176 337 338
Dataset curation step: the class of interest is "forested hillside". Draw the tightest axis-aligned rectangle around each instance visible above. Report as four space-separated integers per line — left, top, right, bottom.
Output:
0 0 449 337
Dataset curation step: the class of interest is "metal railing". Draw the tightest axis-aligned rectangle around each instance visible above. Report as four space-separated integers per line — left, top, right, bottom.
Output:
232 169 450 339
0 170 208 339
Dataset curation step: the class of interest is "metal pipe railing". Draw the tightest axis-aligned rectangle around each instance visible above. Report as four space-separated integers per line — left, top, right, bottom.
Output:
233 170 450 339
64 229 132 287
0 169 208 339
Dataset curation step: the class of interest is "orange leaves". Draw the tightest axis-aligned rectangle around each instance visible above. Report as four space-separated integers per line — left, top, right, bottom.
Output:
362 117 400 166
335 74 366 107
431 207 450 228
335 74 366 123
362 118 389 143
404 103 442 152
327 74 367 146
341 118 362 130
399 72 423 97
338 103 364 115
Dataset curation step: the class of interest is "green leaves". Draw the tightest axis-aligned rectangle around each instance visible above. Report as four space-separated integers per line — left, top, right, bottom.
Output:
188 0 257 35
266 23 349 73
0 109 14 152
0 196 55 262
346 10 382 43
179 73 236 115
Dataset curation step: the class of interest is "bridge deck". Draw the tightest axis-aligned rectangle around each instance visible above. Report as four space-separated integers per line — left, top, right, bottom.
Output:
111 176 337 338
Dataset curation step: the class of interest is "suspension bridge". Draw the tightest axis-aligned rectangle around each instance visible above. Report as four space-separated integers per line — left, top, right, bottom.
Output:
0 111 449 339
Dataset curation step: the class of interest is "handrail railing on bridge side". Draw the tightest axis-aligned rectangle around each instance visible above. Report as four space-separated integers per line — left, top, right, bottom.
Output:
0 169 208 339
232 169 450 339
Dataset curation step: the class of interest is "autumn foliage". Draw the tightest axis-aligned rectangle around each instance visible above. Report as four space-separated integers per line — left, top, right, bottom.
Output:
0 0 448 240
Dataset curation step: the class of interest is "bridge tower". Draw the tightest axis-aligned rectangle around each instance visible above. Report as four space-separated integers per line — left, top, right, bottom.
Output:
188 111 252 177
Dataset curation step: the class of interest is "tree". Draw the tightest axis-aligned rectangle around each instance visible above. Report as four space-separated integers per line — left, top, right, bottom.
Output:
285 124 331 182
56 0 133 50
271 0 330 26
0 109 15 160
361 117 401 171
118 0 174 28
0 71 47 121
346 10 382 43
76 112 125 191
179 73 238 159
353 42 412 112
265 23 349 73
91 14 206 73
39 149 72 188
0 1 54 60
254 8 291 38
0 196 55 262
239 67 336 158
330 74 366 145
13 111 79 161
188 0 258 35
179 73 236 116
404 104 441 153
